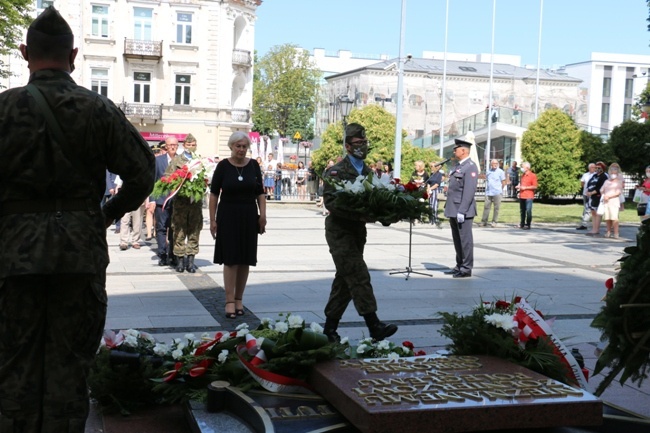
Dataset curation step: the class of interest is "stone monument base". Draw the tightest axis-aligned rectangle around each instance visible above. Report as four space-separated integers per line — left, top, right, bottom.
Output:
309 355 602 433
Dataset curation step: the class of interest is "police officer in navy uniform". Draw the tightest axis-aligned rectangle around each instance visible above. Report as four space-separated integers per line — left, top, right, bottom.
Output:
443 139 478 278
321 123 398 343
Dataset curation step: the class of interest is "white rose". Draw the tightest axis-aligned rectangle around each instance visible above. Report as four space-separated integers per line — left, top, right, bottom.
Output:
153 343 168 356
123 335 138 348
310 322 324 334
217 350 229 364
171 349 183 360
288 315 304 329
274 322 289 333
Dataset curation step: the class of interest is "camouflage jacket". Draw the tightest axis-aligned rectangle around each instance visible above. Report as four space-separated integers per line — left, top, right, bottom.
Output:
323 156 371 221
0 69 155 277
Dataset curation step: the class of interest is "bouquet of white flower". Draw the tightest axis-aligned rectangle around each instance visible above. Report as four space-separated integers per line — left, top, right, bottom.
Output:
327 173 432 224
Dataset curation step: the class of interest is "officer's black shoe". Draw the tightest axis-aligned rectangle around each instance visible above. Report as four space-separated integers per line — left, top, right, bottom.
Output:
158 254 168 266
186 255 196 273
443 268 459 275
369 322 398 341
175 256 185 273
324 329 341 343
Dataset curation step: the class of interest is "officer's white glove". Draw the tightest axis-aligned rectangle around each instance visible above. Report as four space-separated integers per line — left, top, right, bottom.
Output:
456 213 465 224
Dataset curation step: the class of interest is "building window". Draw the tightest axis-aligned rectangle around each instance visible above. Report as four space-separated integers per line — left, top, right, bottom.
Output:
623 104 632 121
602 77 611 97
601 103 610 123
176 13 192 44
91 5 109 38
91 68 109 97
133 72 151 103
133 7 152 41
37 0 54 10
175 74 191 105
625 78 633 98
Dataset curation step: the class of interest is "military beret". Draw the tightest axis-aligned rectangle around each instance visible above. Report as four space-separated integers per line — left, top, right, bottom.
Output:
27 6 73 48
184 133 197 143
453 139 473 149
158 140 167 149
151 144 161 151
345 123 366 141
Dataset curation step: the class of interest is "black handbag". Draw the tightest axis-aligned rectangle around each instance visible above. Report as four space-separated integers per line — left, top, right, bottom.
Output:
638 203 648 217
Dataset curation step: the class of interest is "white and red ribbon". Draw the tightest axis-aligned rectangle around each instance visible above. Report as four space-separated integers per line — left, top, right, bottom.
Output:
236 344 313 394
515 300 588 389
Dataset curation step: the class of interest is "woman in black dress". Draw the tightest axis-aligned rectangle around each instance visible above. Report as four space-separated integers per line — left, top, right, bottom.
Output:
209 132 266 318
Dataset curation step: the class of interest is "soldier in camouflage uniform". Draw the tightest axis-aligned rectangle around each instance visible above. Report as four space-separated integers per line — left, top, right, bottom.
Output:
322 123 398 343
0 7 155 433
165 133 203 273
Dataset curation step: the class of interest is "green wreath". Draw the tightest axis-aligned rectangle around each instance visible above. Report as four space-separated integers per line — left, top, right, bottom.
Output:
591 219 650 396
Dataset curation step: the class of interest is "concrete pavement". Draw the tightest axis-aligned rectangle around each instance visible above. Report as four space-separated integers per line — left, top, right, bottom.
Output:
98 203 650 423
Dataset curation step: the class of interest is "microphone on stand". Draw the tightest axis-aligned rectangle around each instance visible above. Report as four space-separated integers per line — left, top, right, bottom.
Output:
433 158 451 167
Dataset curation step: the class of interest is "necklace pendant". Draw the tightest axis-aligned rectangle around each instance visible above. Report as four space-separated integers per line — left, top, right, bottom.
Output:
238 176 243 181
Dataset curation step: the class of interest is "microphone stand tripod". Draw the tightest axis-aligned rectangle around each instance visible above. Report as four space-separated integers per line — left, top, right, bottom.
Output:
389 219 433 280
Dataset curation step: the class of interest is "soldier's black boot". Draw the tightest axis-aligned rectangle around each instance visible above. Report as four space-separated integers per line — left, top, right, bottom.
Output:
323 317 341 343
175 256 185 273
364 312 398 341
186 255 196 273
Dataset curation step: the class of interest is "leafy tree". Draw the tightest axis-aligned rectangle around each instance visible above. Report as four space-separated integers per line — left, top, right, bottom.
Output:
609 120 650 182
578 131 616 167
0 0 33 85
252 44 321 139
311 104 440 176
521 109 583 197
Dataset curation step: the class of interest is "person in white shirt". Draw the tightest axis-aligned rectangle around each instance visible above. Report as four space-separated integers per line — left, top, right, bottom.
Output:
576 163 595 230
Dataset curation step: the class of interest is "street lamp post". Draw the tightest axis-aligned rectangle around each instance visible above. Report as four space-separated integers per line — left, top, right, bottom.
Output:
338 95 354 151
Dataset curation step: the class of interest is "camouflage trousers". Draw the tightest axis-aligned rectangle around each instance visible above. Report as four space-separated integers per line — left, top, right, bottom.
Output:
0 272 107 433
171 199 203 256
324 216 377 320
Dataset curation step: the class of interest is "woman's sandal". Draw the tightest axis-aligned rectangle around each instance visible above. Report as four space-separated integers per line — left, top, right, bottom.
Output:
235 298 245 316
225 301 236 319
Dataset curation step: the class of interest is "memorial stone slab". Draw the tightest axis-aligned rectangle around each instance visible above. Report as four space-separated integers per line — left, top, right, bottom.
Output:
309 355 602 433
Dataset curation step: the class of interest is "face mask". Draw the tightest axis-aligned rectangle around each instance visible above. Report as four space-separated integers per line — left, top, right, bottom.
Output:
349 143 368 160
610 174 617 179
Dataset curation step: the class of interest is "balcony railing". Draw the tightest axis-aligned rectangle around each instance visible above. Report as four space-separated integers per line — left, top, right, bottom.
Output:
232 49 252 67
232 108 250 123
121 103 163 121
123 39 163 60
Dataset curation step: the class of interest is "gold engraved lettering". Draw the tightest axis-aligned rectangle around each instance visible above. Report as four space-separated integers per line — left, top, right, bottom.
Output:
296 406 320 417
419 392 448 404
278 407 300 419
482 390 513 401
352 388 374 397
317 405 337 416
264 407 281 419
455 391 484 402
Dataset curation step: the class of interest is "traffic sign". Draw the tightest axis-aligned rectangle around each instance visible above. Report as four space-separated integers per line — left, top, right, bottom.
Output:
293 131 302 140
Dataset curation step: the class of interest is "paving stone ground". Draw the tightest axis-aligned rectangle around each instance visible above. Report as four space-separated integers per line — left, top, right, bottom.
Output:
86 202 650 432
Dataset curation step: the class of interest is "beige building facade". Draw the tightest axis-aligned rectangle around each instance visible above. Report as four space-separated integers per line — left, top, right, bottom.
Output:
3 0 261 157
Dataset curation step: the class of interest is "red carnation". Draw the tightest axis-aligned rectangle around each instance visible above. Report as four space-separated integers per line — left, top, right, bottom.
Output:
414 350 426 356
402 341 414 350
495 300 511 310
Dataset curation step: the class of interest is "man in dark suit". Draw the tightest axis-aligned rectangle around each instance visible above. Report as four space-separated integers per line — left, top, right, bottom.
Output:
443 139 478 278
153 137 179 265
